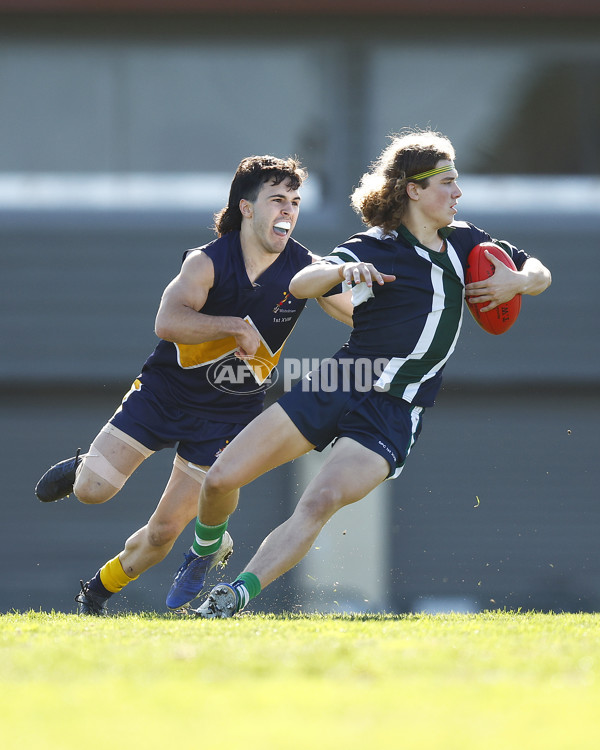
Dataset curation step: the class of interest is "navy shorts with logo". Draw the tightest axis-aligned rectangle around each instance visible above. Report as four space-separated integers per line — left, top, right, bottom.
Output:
110 380 247 466
277 365 425 479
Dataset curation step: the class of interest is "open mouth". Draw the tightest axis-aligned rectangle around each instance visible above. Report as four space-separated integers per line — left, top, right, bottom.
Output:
273 221 291 237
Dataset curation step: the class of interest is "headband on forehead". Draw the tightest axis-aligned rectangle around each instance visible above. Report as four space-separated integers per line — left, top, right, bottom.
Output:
408 163 456 182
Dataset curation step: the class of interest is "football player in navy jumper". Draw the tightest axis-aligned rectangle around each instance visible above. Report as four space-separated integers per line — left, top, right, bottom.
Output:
34 155 353 615
167 129 552 618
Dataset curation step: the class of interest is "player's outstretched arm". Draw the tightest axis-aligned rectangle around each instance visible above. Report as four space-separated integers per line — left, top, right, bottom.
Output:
290 260 395 300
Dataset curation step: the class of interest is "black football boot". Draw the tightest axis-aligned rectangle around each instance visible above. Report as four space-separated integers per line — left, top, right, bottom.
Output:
75 580 110 617
35 449 82 502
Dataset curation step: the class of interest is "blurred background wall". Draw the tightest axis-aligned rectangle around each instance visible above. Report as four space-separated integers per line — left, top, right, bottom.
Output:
1 0 599 614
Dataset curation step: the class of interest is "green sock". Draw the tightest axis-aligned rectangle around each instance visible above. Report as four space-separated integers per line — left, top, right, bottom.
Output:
232 572 261 612
192 518 228 556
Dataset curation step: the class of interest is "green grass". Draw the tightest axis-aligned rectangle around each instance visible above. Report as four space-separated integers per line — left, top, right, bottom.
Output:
1 610 599 750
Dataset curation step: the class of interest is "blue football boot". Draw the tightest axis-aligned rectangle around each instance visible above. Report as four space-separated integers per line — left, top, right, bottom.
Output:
166 532 233 610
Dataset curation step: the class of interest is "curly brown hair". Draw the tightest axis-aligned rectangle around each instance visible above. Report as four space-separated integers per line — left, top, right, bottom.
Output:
214 155 307 236
351 130 455 234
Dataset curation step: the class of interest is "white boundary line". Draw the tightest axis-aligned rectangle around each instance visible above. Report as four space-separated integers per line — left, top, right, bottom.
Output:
0 174 598 215
457 176 600 215
0 172 321 212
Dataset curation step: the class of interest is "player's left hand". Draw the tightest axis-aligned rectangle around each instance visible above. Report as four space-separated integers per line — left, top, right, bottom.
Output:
465 250 521 312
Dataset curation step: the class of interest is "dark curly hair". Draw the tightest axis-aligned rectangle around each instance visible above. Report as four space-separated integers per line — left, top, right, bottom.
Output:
214 155 307 236
351 130 455 234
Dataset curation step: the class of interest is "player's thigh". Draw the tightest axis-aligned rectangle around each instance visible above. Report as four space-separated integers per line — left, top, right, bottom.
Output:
208 403 314 491
76 426 148 497
89 426 148 474
300 436 389 515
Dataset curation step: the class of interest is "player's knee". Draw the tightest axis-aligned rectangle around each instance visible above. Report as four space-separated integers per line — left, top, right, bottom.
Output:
73 471 118 505
202 463 237 499
74 448 130 504
146 518 180 549
301 485 344 522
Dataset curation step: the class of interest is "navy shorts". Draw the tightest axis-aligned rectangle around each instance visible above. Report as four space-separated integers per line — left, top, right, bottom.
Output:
110 379 247 466
277 368 425 479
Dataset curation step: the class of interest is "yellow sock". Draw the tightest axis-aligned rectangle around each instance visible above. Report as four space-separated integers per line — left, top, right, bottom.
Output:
99 555 139 594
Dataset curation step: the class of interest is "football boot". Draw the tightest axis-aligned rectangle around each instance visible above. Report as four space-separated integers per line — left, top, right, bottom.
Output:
35 449 82 502
166 532 233 610
193 583 238 619
75 580 109 617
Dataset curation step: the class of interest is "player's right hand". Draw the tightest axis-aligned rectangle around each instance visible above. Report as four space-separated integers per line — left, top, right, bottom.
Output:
234 321 261 359
340 262 396 288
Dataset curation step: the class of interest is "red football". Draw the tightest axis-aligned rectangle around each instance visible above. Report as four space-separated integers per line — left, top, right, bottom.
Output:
465 242 521 335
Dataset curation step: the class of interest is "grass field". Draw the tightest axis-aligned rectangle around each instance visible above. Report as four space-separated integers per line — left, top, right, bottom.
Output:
1 610 599 750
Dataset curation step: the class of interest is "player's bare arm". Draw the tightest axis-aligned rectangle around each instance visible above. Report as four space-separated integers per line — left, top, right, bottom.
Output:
290 259 395 300
316 293 354 327
514 257 552 296
300 251 355 327
466 252 551 313
155 249 260 357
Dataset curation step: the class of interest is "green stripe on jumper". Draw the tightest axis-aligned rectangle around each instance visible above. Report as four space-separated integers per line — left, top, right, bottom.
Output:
329 247 361 264
379 248 464 399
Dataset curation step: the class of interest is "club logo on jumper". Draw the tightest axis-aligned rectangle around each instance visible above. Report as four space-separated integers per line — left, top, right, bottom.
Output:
207 355 280 395
273 291 291 313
